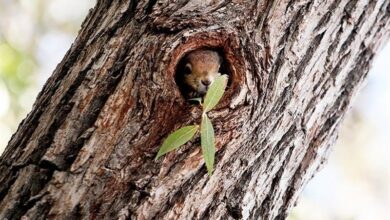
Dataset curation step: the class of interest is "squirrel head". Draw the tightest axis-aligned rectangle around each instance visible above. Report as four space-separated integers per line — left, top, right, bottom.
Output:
183 49 222 96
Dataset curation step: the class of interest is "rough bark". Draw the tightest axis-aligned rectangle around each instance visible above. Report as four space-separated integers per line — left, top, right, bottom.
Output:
0 0 389 219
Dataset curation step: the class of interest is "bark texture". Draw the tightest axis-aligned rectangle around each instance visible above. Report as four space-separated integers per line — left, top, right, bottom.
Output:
0 0 389 219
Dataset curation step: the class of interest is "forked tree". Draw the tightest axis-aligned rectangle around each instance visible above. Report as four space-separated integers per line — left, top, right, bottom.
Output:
0 0 389 219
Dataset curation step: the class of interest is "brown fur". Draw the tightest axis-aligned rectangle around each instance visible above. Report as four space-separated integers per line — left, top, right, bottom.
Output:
184 49 222 96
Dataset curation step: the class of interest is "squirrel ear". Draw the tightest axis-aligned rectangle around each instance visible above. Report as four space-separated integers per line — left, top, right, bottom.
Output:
184 63 192 74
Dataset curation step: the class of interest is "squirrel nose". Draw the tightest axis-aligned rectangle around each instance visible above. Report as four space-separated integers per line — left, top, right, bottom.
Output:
201 79 211 86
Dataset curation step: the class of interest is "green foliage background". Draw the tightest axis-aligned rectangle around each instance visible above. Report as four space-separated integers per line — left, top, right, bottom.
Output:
0 0 95 151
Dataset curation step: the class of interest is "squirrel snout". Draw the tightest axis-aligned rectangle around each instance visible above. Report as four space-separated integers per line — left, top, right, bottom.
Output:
201 79 212 86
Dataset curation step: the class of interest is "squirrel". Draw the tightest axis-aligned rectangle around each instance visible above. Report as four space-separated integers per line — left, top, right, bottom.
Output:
181 49 222 98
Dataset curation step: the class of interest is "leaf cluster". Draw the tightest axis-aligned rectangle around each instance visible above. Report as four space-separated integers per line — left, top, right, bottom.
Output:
156 75 228 175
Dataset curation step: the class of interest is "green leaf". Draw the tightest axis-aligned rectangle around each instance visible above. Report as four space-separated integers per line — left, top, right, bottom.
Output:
203 74 228 112
201 114 215 175
156 125 198 160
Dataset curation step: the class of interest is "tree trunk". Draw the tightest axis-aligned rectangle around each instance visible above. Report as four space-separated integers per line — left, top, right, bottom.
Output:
0 0 389 219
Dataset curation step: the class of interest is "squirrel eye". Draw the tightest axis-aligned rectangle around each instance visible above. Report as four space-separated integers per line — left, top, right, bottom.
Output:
184 63 192 75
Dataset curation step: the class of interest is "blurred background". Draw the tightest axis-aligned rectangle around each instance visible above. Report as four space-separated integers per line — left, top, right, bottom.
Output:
0 1 388 219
